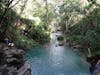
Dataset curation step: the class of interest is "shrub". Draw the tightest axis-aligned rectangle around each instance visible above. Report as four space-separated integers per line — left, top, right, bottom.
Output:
14 35 38 49
57 36 64 41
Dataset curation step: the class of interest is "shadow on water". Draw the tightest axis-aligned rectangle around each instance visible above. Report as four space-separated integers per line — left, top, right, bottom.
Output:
25 33 91 75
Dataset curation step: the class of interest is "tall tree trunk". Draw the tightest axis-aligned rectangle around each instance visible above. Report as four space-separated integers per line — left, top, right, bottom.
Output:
45 0 49 26
88 47 92 57
65 20 68 33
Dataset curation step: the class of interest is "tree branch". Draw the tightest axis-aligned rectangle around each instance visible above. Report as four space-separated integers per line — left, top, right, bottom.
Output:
0 0 15 28
9 0 21 9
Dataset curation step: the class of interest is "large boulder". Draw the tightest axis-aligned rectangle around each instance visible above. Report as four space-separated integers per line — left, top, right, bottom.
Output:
0 43 27 75
58 42 64 46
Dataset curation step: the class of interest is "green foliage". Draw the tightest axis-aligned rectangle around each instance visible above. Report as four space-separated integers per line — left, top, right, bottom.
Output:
0 2 50 49
59 0 82 33
14 35 38 49
68 35 83 44
29 26 50 44
57 36 64 41
5 25 37 49
67 8 100 53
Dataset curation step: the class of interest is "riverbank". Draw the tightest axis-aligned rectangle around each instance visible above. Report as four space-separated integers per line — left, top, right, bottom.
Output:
55 31 89 64
64 37 100 75
0 43 31 75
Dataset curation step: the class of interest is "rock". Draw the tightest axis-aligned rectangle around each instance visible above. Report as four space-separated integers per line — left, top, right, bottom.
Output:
73 49 79 52
16 49 24 54
5 50 12 55
58 41 64 46
58 42 64 46
3 46 10 51
0 64 7 69
6 55 13 58
72 43 76 46
0 45 2 49
73 45 81 49
0 72 2 75
65 43 69 46
7 66 17 71
17 62 31 75
0 43 30 75
6 58 18 63
4 49 24 55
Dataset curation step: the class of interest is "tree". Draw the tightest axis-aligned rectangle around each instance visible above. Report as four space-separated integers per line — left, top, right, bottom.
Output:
59 0 81 33
0 0 21 40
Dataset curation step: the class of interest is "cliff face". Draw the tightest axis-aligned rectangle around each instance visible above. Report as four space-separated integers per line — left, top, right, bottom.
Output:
0 43 31 75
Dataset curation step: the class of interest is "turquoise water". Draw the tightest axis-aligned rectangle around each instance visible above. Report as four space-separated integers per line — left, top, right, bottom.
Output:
25 33 91 75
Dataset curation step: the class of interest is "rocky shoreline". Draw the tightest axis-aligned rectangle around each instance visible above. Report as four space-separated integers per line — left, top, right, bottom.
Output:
55 32 100 75
65 39 100 75
0 43 31 75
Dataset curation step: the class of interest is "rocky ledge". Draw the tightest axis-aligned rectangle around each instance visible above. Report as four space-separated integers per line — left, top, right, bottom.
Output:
0 43 31 75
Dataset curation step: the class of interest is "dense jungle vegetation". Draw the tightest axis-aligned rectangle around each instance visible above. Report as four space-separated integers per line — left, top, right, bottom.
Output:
0 0 52 49
0 0 100 68
58 0 100 57
0 0 100 75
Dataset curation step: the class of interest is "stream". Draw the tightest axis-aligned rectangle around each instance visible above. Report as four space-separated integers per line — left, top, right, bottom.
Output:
25 32 91 75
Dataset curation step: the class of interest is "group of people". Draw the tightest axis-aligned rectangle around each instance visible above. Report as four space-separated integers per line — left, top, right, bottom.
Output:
4 38 14 47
